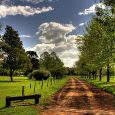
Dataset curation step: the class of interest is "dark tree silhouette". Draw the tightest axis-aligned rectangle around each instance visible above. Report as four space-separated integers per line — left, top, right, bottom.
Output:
27 51 40 70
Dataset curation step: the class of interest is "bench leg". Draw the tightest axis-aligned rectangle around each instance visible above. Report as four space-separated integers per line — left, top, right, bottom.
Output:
35 98 39 104
6 98 11 107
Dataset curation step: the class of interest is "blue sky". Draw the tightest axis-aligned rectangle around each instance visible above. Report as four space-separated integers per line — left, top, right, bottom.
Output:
0 0 102 67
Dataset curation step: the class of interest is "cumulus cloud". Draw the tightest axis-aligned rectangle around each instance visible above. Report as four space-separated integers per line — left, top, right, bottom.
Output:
0 5 54 18
25 43 55 57
78 3 106 15
38 22 76 44
26 22 80 67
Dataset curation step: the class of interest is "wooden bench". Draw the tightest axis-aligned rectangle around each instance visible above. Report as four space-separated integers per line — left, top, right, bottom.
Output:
5 94 41 107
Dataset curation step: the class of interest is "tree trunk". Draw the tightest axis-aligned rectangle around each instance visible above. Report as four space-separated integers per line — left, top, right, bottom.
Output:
99 68 102 81
107 64 110 82
10 66 13 82
94 71 97 80
92 71 95 80
89 72 91 79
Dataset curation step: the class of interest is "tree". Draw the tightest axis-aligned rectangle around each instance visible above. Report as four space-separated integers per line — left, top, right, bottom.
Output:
95 0 115 82
31 70 51 80
40 51 64 71
27 51 40 70
76 0 115 82
0 26 32 81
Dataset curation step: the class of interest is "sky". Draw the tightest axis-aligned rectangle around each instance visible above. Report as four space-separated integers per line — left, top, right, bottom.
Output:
0 0 104 67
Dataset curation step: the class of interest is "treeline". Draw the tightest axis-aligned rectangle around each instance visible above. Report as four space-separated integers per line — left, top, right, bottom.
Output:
76 0 115 82
27 51 65 80
26 51 78 80
0 26 77 81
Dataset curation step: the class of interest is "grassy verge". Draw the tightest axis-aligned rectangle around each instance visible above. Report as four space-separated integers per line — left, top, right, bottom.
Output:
0 76 69 115
77 76 115 95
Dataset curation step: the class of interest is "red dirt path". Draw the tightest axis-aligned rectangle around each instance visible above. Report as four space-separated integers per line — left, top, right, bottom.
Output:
40 77 115 115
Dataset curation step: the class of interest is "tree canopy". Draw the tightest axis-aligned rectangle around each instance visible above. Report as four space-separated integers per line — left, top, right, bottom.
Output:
40 51 64 71
76 0 115 82
0 26 32 81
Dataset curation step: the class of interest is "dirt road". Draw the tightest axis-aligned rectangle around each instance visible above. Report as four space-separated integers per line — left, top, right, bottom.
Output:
41 77 115 115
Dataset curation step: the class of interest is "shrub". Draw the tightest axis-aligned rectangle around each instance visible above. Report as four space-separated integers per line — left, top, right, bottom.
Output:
50 68 64 79
31 70 51 80
27 72 33 79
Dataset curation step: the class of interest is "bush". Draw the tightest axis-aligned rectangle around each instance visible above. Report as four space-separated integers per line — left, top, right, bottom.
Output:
27 72 33 79
50 68 64 79
31 70 51 80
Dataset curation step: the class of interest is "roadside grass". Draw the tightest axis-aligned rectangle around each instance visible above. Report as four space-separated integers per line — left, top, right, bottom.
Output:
0 76 69 115
77 76 115 95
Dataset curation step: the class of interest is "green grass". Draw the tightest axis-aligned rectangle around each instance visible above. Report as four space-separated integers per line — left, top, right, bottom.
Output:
77 76 115 95
0 76 69 115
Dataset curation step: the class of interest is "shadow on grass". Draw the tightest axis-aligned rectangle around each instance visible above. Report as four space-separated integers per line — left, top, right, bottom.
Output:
0 102 35 109
90 81 115 86
104 86 115 92
0 81 22 82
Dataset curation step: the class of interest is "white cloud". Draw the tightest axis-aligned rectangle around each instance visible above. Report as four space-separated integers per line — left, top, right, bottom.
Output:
78 3 106 15
18 0 58 4
26 22 80 67
20 35 32 38
0 5 54 18
38 22 76 44
79 23 85 27
19 0 46 4
26 43 55 57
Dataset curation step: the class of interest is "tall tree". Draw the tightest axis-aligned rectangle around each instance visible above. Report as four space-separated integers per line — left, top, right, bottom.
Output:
95 0 115 82
0 26 32 81
76 0 115 82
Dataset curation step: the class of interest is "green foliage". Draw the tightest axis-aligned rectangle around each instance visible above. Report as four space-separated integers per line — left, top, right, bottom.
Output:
27 51 39 70
76 0 115 82
40 51 64 71
50 68 64 79
27 72 33 79
31 70 51 80
68 68 77 75
104 0 115 8
0 26 32 81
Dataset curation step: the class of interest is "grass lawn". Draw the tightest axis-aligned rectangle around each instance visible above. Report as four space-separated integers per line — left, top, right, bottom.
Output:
77 76 115 95
0 76 69 115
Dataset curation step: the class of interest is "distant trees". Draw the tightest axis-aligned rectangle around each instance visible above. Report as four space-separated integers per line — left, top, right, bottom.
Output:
0 26 32 81
64 67 77 76
40 51 64 71
27 51 40 70
76 0 115 82
30 70 51 80
51 68 64 79
24 51 40 76
39 51 64 78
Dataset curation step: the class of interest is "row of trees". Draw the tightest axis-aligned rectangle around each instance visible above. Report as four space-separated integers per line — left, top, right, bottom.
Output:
27 51 65 80
76 0 115 82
